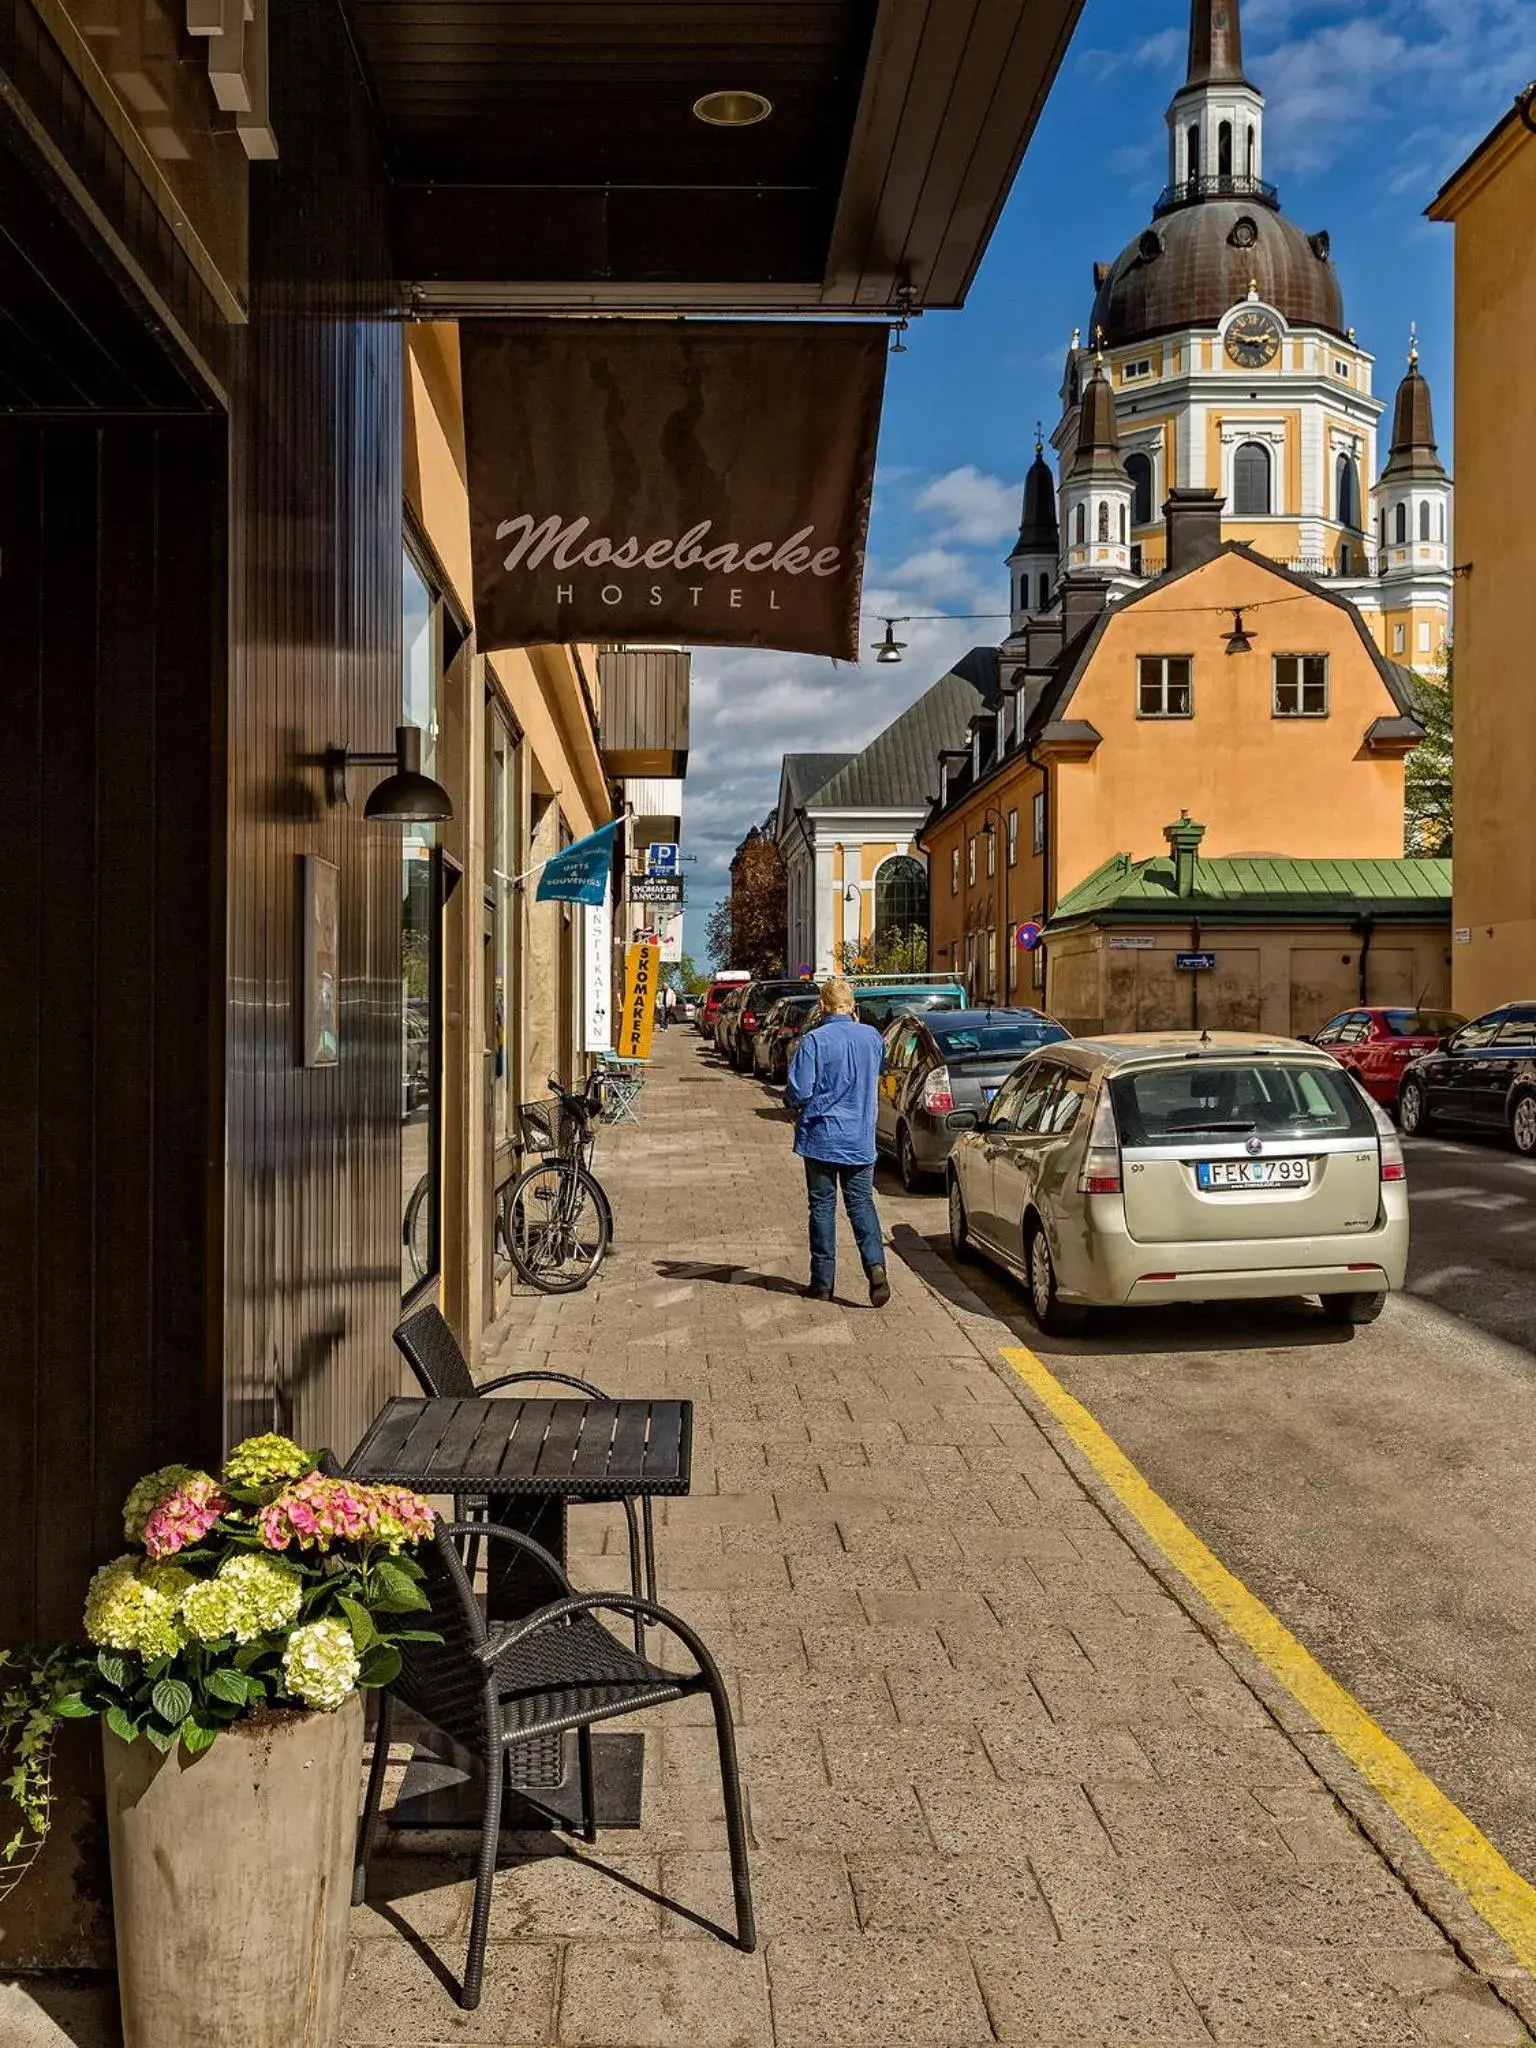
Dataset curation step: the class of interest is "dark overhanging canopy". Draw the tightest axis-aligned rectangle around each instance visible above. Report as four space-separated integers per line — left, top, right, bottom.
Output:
340 0 1084 314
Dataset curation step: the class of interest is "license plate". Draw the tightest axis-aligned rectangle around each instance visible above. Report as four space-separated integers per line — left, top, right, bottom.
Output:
1197 1158 1311 1190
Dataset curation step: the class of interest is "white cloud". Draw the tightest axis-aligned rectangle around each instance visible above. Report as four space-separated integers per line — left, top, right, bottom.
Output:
912 465 1021 546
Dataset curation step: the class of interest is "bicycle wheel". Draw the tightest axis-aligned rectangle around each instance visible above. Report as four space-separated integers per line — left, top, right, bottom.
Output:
507 1160 611 1293
403 1172 432 1281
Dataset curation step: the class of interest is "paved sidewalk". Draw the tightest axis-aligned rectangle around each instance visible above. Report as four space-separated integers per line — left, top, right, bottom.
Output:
337 1030 1533 2047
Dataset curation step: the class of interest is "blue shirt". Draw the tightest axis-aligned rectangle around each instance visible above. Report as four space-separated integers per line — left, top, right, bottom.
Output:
785 1013 884 1165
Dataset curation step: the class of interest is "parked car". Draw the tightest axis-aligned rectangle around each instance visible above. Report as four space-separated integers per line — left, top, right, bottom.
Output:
754 992 821 1082
730 978 814 1072
1308 1006 1466 1113
1398 1003 1536 1153
677 991 698 1024
847 978 967 1030
698 980 740 1038
876 1007 1070 1189
947 1032 1408 1334
711 984 748 1058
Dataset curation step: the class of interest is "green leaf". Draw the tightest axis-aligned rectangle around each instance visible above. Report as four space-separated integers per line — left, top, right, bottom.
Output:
144 1722 177 1754
336 1596 376 1655
368 1562 429 1614
381 1629 442 1644
233 1642 267 1670
54 1693 94 1720
179 1721 219 1755
357 1644 401 1689
204 1667 250 1706
105 1705 139 1745
151 1679 193 1727
96 1651 129 1691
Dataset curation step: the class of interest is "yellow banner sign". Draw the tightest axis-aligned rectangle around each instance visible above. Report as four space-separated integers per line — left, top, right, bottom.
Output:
617 942 660 1061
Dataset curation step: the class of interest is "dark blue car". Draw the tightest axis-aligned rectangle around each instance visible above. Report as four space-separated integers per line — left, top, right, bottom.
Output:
1398 1003 1536 1153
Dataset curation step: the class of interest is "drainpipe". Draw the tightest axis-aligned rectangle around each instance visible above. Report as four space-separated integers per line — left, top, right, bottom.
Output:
1357 915 1374 1004
1024 739 1049 1001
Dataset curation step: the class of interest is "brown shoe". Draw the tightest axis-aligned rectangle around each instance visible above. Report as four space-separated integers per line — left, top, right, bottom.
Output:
805 1283 833 1302
868 1266 891 1308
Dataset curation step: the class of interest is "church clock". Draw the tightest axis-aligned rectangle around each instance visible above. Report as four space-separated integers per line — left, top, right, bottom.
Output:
1225 308 1282 367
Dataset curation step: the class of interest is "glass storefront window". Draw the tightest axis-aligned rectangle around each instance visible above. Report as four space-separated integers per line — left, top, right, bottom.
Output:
402 547 441 1297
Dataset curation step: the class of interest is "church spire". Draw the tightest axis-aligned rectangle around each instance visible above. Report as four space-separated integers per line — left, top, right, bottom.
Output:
1381 338 1446 482
1187 0 1249 88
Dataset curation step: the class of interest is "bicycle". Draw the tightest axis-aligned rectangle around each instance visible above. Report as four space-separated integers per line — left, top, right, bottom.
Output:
505 1073 614 1293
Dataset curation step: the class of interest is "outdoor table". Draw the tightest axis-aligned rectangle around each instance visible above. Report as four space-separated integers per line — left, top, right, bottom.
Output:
345 1393 692 1832
593 1053 648 1124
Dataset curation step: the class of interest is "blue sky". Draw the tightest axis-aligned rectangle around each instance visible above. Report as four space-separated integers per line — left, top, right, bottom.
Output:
680 0 1536 963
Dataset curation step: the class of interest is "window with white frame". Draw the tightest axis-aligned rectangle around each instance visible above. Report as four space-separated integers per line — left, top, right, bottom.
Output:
1007 924 1018 990
1273 653 1328 716
1137 655 1193 717
1418 622 1432 653
1393 622 1406 654
967 836 976 886
1032 789 1046 854
1007 809 1018 867
1031 946 1045 991
950 846 959 895
1122 357 1152 383
986 827 996 878
1333 358 1351 380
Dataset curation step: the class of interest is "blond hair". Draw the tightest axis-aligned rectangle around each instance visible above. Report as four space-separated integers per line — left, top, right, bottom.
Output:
820 977 856 1013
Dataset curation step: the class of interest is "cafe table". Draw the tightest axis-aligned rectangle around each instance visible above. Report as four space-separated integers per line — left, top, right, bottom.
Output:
345 1392 692 1831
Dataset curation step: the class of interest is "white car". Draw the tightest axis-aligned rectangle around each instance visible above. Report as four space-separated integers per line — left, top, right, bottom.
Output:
946 1032 1408 1334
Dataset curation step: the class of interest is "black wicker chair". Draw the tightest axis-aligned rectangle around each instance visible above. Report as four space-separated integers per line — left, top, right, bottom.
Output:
393 1302 657 1643
353 1518 755 2010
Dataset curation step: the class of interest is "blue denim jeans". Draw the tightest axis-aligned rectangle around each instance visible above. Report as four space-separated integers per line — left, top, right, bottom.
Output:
804 1158 885 1293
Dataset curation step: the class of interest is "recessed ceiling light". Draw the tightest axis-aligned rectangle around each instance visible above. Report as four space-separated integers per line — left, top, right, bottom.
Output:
692 89 773 128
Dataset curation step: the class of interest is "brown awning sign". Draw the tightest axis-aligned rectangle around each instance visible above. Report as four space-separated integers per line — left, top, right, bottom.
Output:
461 320 886 660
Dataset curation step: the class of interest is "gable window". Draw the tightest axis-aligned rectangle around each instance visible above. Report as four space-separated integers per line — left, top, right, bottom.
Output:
1007 809 1019 867
1032 789 1046 854
1273 653 1328 717
1138 655 1193 717
950 847 959 896
1232 441 1272 516
1125 451 1154 527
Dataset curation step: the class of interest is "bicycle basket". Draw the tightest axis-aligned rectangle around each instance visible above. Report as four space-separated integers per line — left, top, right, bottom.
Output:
517 1097 576 1155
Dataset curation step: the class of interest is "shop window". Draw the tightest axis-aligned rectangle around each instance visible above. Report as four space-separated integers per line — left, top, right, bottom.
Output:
1138 655 1193 717
1273 653 1328 717
401 544 445 1299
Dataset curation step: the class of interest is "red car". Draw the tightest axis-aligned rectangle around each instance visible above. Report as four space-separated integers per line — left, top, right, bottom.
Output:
698 980 745 1039
1309 1006 1466 1112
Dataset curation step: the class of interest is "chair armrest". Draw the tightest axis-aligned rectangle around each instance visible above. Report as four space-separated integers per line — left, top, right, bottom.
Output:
439 1520 577 1602
476 1593 723 1685
477 1370 609 1399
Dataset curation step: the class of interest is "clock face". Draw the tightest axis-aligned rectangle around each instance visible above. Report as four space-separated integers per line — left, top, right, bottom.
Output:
1225 309 1282 368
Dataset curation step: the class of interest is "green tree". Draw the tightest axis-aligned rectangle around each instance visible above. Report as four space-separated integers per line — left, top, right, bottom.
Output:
672 951 709 995
704 900 733 971
1405 646 1452 856
834 924 929 976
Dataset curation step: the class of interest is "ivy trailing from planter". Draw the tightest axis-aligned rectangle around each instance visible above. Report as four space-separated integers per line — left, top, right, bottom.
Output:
0 1436 439 1887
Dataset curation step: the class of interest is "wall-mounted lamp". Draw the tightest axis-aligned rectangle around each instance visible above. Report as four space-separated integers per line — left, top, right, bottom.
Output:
842 884 862 905
872 618 908 664
1224 608 1253 656
324 725 453 822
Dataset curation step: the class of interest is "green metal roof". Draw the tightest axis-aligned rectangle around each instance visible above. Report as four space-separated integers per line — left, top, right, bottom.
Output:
1051 852 1453 927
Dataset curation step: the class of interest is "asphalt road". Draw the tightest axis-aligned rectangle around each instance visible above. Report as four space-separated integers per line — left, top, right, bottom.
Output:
859 1120 1536 1886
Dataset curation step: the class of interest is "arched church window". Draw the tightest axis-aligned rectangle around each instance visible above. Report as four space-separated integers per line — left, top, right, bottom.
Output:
1232 441 1272 517
1335 454 1360 531
1379 507 1387 549
1097 501 1110 543
1038 571 1051 610
1419 501 1431 542
1125 452 1154 527
1438 503 1446 542
1187 124 1200 183
1218 121 1233 179
1074 503 1086 546
1246 126 1256 175
1394 502 1407 545
1119 504 1128 543
874 855 926 945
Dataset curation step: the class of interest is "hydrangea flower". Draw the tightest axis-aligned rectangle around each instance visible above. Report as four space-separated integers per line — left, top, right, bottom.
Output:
257 1475 432 1554
216 1554 304 1641
84 1558 188 1661
122 1465 200 1544
141 1476 229 1561
281 1619 359 1711
222 1434 311 1490
179 1577 242 1644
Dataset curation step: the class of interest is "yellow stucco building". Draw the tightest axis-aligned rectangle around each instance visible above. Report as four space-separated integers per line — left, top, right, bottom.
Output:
1429 92 1536 1015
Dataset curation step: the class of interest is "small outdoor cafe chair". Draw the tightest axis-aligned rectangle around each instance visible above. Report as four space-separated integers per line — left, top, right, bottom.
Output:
352 1516 755 2010
392 1302 657 1642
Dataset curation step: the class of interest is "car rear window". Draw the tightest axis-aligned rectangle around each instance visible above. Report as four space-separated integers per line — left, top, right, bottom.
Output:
931 1020 1066 1058
855 991 963 1026
1382 1010 1462 1037
1109 1060 1376 1145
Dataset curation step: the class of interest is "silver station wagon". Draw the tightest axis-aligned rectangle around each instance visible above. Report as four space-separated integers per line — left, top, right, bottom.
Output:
946 1032 1408 1335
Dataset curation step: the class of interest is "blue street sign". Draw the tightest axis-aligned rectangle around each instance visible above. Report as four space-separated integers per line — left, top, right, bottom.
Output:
647 842 680 877
1175 951 1217 971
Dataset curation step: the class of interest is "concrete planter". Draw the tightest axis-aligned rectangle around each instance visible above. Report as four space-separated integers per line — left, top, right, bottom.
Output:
102 1691 363 2048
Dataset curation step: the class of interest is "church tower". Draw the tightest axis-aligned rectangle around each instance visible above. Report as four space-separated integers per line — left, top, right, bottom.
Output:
1165 0 1265 196
1007 433 1060 629
1060 356 1133 581
1375 334 1452 662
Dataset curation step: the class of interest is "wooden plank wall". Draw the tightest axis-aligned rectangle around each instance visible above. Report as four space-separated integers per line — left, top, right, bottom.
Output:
223 0 406 1461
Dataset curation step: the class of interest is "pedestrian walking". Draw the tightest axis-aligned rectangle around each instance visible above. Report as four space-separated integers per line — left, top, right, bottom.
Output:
658 982 677 1031
783 977 890 1306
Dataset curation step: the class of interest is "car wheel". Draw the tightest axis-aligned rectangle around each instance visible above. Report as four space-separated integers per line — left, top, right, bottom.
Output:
1398 1078 1431 1136
1512 1092 1536 1157
898 1124 926 1192
1026 1221 1086 1338
947 1176 975 1261
1321 1291 1387 1325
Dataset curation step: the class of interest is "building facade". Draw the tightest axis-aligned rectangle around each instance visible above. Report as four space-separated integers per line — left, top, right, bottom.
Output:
1429 91 1536 1016
1012 0 1454 670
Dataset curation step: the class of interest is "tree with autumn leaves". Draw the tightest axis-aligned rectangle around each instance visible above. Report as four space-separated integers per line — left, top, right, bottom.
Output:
708 826 788 975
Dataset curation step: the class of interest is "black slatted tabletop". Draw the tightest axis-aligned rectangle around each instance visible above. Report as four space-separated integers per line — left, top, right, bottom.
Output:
345 1396 692 1500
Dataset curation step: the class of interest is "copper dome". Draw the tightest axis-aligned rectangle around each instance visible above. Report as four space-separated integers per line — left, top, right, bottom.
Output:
1091 198 1344 347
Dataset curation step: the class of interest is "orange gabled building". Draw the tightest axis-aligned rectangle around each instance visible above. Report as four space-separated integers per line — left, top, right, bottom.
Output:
918 491 1426 1027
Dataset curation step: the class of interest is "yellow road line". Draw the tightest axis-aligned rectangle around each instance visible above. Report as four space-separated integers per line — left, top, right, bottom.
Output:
1000 1341 1536 1976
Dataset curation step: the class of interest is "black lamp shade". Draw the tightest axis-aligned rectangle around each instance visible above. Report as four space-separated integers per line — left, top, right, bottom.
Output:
363 726 454 823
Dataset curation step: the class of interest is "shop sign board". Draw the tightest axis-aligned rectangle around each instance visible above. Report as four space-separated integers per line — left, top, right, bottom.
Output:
617 942 660 1060
1106 935 1156 951
631 877 684 907
1175 951 1217 972
647 843 680 876
462 321 886 659
583 888 612 1052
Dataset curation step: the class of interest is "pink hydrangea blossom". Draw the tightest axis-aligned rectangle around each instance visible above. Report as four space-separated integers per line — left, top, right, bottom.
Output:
257 1474 432 1553
140 1476 229 1560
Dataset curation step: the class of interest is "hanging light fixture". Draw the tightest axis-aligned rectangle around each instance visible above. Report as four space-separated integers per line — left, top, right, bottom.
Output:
1224 607 1253 655
872 618 907 664
692 89 773 127
324 725 454 822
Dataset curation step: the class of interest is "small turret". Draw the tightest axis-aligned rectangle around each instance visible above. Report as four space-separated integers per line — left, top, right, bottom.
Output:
1376 328 1450 577
1061 352 1133 579
1007 428 1060 628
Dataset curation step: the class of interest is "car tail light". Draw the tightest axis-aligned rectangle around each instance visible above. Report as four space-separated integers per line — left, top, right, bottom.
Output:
742 1011 757 1029
1077 1087 1122 1195
920 1066 954 1114
1361 1091 1407 1181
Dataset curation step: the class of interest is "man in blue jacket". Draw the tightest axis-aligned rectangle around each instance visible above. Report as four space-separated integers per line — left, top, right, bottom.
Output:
784 977 890 1306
